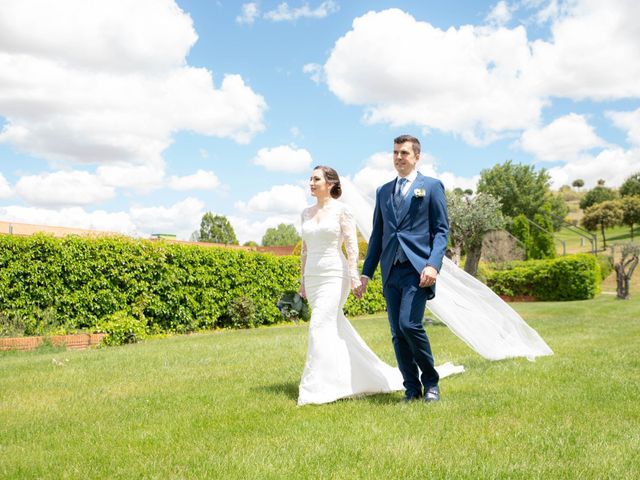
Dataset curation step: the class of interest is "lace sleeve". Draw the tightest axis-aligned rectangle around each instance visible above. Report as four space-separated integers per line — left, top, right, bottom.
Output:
339 205 361 288
300 210 307 282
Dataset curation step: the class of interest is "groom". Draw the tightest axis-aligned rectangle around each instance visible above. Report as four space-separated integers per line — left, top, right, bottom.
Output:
356 135 449 403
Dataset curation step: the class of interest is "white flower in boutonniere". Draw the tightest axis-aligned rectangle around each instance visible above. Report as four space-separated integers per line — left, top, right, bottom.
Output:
413 188 426 198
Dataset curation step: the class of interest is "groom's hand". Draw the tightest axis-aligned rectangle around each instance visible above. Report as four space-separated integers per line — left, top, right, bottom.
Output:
420 266 438 288
355 276 369 299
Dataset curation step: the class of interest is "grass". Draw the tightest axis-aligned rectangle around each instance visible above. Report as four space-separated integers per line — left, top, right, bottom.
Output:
555 224 637 255
1 277 639 479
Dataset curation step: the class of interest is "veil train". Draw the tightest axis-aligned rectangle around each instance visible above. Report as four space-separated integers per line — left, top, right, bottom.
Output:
339 177 553 362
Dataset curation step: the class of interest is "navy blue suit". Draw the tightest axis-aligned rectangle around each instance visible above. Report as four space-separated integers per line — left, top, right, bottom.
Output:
362 172 449 395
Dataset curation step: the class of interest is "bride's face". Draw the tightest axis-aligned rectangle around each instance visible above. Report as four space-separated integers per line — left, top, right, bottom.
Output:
309 169 331 198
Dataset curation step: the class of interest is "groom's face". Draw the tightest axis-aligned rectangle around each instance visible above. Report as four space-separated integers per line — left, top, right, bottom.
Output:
393 141 420 177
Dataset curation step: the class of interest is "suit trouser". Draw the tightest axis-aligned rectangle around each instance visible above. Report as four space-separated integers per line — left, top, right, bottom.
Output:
383 261 439 395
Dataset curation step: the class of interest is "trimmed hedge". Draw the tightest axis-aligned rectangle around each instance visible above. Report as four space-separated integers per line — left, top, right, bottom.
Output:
485 254 601 300
0 234 386 338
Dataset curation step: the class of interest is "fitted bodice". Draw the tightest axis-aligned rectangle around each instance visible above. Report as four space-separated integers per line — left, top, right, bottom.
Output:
300 201 359 286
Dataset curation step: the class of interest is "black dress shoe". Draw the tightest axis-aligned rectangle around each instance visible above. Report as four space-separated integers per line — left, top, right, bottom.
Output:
402 392 422 402
424 386 440 403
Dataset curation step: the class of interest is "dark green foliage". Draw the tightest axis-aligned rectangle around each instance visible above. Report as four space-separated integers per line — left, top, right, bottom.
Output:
477 160 551 220
530 212 556 259
581 200 624 248
220 296 256 329
619 172 640 197
510 214 531 257
485 254 601 300
343 270 386 316
261 223 300 247
0 234 389 340
276 291 310 323
579 186 617 210
621 196 640 239
199 212 238 244
0 234 299 337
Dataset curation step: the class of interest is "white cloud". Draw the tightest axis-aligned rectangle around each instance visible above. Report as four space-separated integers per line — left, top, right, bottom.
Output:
96 162 166 193
0 196 206 239
348 151 478 198
228 213 301 245
323 2 640 145
253 145 313 173
129 197 205 238
235 184 308 215
519 113 606 162
236 2 259 25
350 152 396 199
15 170 115 207
607 107 640 146
303 63 323 84
169 170 221 191
0 0 267 194
486 1 513 26
324 9 541 145
0 172 13 199
0 205 137 235
547 147 640 188
265 1 339 22
526 0 640 100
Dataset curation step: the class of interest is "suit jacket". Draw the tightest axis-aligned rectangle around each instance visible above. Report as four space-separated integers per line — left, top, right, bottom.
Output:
362 172 449 299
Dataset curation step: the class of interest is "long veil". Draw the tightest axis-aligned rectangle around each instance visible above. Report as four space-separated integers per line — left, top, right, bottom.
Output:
340 177 553 362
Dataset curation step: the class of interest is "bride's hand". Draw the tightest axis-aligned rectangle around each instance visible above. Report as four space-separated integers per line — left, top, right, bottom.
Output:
298 284 306 299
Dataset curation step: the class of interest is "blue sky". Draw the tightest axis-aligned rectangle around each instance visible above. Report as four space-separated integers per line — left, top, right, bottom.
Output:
1 0 639 243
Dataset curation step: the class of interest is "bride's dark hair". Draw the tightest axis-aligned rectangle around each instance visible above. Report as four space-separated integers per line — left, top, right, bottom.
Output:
314 165 342 199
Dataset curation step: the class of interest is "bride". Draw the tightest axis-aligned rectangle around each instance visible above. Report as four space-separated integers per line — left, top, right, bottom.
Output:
297 165 405 405
297 165 552 406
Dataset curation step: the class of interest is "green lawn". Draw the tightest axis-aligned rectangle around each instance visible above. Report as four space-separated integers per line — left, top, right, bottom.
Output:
555 224 636 255
2 286 639 479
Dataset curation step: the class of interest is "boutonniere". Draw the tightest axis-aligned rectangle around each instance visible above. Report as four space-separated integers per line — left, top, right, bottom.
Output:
413 188 426 198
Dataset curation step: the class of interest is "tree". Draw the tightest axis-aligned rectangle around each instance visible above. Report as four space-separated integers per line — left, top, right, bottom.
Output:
545 192 569 230
510 214 531 258
447 191 504 277
199 212 238 244
477 160 551 220
621 196 640 239
581 200 624 249
261 223 300 247
619 172 640 197
572 179 584 190
615 243 640 299
243 240 259 247
579 185 617 210
530 212 556 259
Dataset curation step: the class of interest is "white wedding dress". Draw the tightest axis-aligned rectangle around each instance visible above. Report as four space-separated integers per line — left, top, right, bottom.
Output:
297 201 462 406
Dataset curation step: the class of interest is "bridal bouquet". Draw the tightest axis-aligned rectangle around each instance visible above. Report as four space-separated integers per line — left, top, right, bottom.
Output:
276 291 310 323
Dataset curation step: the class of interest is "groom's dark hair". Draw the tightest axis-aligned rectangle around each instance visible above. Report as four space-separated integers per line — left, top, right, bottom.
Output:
314 165 342 199
394 135 421 155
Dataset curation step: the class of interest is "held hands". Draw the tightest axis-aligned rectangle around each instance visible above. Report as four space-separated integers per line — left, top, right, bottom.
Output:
298 283 306 299
354 276 369 299
420 265 438 288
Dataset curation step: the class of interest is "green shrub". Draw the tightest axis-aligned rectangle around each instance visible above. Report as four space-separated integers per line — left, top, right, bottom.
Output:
97 310 147 346
343 269 386 317
596 255 614 280
0 234 311 336
219 296 256 329
485 254 601 300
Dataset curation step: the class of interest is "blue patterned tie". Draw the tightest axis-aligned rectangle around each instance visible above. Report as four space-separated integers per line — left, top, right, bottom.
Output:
394 177 407 210
393 178 408 264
